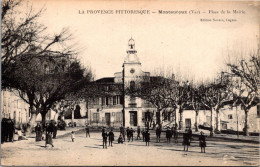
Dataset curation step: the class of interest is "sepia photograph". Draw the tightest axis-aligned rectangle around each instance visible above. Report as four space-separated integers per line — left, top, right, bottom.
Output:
1 0 260 166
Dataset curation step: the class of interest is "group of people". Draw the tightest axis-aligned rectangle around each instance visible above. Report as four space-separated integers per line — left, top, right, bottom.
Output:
102 127 115 149
1 118 15 143
119 125 151 146
34 121 58 147
1 118 29 143
103 124 207 152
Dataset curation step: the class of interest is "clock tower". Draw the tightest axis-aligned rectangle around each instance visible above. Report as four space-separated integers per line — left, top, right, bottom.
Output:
123 38 143 85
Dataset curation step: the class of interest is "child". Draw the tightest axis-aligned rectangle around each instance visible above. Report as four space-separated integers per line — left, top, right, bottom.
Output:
108 129 114 147
199 131 206 153
71 131 75 142
85 124 90 138
118 134 123 144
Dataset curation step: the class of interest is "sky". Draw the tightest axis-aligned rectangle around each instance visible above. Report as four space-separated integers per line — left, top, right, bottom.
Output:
23 0 259 82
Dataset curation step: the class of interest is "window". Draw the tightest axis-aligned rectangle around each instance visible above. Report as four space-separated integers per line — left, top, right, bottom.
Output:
130 81 135 92
228 114 233 119
93 113 99 123
102 97 105 106
113 96 117 105
221 123 227 130
115 112 122 123
106 97 109 105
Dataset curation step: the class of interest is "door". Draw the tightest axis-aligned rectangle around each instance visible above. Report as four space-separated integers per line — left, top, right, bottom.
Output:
185 118 191 128
105 113 111 126
130 111 137 126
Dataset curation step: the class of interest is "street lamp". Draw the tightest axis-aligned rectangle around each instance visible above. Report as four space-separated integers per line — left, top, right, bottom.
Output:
122 65 125 127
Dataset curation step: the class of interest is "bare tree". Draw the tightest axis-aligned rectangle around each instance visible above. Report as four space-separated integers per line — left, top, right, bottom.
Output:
198 73 232 136
190 84 202 132
1 0 76 89
126 75 173 126
226 53 260 136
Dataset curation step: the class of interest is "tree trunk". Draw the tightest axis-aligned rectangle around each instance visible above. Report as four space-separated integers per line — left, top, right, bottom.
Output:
41 112 47 127
156 109 161 128
179 107 183 130
244 109 249 136
27 112 38 133
210 108 214 137
215 109 220 133
195 110 198 132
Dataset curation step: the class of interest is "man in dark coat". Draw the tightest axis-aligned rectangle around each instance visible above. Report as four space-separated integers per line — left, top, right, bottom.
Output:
144 129 150 146
102 127 108 149
129 127 134 142
126 127 130 142
183 130 190 151
53 123 58 139
108 129 114 147
156 126 161 143
7 119 15 142
1 118 8 143
166 127 172 143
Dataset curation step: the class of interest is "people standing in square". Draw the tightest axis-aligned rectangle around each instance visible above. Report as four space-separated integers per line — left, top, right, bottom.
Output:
144 128 150 146
156 125 161 143
102 127 108 149
199 131 206 153
166 126 172 143
108 128 114 147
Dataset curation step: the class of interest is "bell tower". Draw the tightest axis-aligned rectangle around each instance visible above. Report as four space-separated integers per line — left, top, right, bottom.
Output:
123 38 142 84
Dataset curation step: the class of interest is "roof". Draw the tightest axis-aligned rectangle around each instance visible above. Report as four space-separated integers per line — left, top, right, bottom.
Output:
95 77 115 83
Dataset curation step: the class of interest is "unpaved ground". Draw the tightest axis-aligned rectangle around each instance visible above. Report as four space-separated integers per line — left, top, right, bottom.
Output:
1 130 259 166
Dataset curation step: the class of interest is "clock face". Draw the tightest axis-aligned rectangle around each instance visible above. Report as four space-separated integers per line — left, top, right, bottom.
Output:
130 68 135 74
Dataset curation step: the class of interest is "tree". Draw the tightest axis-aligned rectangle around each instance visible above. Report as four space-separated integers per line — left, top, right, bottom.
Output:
198 74 232 136
175 80 192 130
2 0 75 89
190 84 202 132
226 54 260 136
7 55 92 128
127 76 173 126
1 0 90 129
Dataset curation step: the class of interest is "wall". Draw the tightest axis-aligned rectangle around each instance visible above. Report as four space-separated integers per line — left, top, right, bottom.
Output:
219 105 259 133
1 90 30 125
